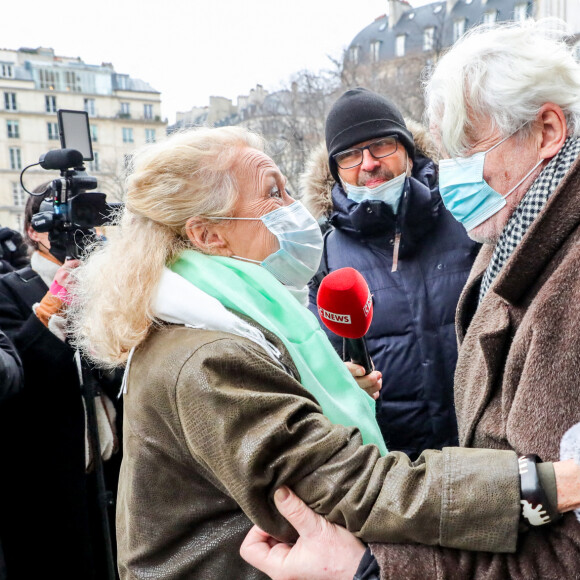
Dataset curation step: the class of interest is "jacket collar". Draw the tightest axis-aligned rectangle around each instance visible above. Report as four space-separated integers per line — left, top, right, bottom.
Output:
493 154 580 305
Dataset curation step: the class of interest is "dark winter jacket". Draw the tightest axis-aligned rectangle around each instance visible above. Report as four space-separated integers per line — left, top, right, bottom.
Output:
0 329 22 580
0 263 121 580
0 329 22 403
302 125 479 458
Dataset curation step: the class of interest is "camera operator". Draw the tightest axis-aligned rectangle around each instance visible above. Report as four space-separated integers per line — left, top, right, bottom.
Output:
0 186 122 580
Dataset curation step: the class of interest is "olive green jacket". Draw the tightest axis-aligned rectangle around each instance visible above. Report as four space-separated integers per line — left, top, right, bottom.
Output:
117 320 519 579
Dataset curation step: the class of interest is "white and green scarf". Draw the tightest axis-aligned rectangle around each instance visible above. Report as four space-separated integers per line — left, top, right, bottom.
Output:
161 249 387 454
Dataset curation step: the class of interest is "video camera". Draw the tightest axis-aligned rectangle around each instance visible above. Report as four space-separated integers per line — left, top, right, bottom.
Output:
23 109 121 262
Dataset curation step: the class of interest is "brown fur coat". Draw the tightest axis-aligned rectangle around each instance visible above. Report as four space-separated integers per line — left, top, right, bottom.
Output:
371 152 580 578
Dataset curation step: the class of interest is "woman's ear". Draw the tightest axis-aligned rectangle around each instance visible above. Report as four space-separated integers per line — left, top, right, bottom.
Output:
536 103 567 160
27 225 41 244
185 217 231 256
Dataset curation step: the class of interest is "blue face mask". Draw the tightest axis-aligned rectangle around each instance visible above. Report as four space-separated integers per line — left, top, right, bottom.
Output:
212 201 323 291
343 171 406 214
439 134 542 232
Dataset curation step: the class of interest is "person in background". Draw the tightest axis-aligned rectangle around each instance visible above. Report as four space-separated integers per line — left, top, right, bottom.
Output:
302 88 479 459
241 19 580 579
0 188 121 580
0 330 22 580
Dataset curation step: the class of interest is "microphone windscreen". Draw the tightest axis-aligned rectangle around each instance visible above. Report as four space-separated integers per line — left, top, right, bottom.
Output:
317 267 373 339
39 148 84 170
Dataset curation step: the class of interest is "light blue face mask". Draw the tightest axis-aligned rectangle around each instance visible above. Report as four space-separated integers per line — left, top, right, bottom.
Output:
343 171 406 214
439 134 543 232
211 201 323 291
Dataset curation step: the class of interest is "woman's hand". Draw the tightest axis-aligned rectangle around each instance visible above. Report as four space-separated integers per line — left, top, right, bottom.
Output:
240 486 366 580
555 422 580 514
345 361 382 400
554 459 580 512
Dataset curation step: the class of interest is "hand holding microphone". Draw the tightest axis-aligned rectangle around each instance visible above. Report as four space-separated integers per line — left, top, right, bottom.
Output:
317 267 377 377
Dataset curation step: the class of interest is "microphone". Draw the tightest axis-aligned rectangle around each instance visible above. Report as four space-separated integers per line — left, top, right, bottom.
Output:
39 148 84 170
317 267 374 375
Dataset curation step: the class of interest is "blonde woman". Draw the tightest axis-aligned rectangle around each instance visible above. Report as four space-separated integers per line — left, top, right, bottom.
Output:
72 126 573 579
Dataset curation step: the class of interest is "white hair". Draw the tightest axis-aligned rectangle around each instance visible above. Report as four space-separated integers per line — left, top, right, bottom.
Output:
425 18 580 157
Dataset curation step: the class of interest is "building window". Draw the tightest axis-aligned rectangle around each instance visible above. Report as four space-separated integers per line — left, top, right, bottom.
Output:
122 128 134 143
395 35 406 57
120 102 130 118
48 122 59 140
4 92 17 111
39 69 58 90
371 41 382 62
514 2 528 21
144 104 153 120
453 19 466 42
65 70 81 92
84 98 96 116
45 95 57 113
90 125 98 143
423 27 435 51
349 45 360 64
115 74 129 90
0 63 14 79
12 182 25 207
483 10 497 24
6 120 19 139
88 151 100 172
145 128 156 143
9 148 22 170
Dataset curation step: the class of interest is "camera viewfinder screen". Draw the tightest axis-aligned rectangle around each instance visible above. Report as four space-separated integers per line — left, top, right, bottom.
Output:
58 110 94 161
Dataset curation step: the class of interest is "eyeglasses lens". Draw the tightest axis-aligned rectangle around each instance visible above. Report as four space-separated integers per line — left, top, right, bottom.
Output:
335 138 397 169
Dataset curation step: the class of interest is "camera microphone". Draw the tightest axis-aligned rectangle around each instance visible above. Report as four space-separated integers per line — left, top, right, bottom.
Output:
39 148 84 171
316 267 374 375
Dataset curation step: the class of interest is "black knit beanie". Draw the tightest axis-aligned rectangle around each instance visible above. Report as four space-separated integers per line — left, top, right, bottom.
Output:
325 87 415 182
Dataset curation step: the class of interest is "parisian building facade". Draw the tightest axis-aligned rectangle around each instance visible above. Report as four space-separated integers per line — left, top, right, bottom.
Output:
0 47 166 230
346 0 580 69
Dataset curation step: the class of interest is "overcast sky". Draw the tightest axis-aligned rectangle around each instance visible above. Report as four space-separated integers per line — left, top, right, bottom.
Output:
3 0 432 124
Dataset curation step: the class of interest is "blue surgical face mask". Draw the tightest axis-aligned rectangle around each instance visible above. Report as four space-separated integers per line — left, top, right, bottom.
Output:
211 201 323 291
342 171 407 214
439 133 543 232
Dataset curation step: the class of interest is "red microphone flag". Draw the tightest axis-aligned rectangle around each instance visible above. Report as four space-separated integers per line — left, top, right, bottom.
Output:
316 267 373 339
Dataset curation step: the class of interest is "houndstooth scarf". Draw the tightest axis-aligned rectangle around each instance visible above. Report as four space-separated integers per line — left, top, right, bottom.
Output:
479 136 580 303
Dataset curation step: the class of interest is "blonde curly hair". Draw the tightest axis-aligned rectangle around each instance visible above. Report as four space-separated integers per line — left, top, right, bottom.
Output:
70 126 265 367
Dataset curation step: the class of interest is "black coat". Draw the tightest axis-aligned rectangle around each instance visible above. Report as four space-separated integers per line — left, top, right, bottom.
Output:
309 155 479 459
0 265 121 580
0 329 22 403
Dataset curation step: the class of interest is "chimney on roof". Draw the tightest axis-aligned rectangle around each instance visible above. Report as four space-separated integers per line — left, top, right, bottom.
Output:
388 0 411 29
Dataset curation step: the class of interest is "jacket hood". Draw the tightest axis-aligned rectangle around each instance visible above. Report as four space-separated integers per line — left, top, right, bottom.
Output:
300 119 440 221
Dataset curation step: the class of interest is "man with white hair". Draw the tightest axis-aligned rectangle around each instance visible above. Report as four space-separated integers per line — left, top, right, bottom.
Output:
240 19 580 579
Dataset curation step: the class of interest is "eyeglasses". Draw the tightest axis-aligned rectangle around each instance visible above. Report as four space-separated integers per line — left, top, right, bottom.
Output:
334 137 398 170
